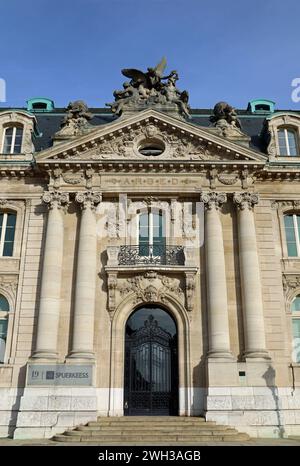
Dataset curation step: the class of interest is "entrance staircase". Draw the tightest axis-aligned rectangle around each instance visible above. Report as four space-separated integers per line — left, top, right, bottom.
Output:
53 416 250 444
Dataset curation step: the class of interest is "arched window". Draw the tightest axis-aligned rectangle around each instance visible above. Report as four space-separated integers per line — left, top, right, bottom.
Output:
291 295 300 363
2 125 23 154
0 294 9 363
278 127 298 156
138 210 165 257
0 211 16 256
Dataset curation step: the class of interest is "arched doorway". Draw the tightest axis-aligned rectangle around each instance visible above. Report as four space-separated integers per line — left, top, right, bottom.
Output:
124 305 178 416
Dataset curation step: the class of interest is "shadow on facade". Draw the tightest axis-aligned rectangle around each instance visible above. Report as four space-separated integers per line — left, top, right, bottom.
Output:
192 356 207 416
30 203 47 355
8 364 26 437
262 364 285 438
67 204 80 354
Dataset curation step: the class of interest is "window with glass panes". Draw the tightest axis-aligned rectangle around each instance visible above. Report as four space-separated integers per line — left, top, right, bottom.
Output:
291 295 300 363
284 214 300 257
0 212 16 256
138 210 165 256
0 295 9 363
278 128 298 156
2 126 23 154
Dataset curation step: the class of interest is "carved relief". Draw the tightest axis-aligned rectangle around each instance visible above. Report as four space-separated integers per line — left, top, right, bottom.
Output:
118 272 183 302
85 168 94 189
185 272 195 312
106 267 197 318
62 174 84 185
77 124 212 160
107 273 118 311
217 174 238 185
283 274 300 312
0 275 18 305
52 117 248 163
103 176 198 187
271 200 300 210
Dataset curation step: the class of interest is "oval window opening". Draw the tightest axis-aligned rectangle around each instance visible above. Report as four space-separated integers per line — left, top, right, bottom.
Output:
138 140 165 156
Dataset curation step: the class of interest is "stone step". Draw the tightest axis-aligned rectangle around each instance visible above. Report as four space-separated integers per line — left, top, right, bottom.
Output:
70 428 237 436
53 433 249 442
88 420 211 427
96 416 207 422
86 422 219 429
76 425 233 432
52 416 250 443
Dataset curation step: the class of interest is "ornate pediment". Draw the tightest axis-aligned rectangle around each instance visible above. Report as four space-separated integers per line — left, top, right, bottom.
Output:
36 109 267 166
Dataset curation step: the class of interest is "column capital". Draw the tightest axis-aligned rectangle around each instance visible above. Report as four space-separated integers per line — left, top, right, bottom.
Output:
42 190 69 210
233 192 259 210
201 192 227 210
75 191 102 210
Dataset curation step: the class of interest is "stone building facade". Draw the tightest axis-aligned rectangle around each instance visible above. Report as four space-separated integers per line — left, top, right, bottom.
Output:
0 68 300 439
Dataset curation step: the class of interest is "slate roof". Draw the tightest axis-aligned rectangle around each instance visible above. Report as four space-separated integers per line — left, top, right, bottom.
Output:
1 106 300 153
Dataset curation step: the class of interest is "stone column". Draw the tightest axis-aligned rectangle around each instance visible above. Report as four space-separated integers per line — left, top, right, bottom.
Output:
33 191 69 359
233 192 269 359
201 192 232 358
69 191 101 359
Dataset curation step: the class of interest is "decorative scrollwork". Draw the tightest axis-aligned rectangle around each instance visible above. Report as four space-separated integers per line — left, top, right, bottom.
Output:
118 245 185 266
233 192 259 210
200 192 227 210
42 191 69 209
75 191 102 209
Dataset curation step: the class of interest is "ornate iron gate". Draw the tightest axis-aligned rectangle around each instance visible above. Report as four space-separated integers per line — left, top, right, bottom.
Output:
124 313 178 416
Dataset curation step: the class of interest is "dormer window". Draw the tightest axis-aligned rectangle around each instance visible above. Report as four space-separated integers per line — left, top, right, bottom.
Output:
26 97 54 112
32 102 47 110
2 125 23 154
247 99 275 114
278 127 298 156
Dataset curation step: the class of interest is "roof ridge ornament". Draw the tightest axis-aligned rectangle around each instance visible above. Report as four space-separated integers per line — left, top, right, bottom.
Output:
53 100 93 145
106 58 190 120
209 101 250 147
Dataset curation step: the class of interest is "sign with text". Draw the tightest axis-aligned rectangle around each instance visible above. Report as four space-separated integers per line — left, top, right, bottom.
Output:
27 364 93 386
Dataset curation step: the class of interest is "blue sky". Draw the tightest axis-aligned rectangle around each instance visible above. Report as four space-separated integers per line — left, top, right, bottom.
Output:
1 0 300 110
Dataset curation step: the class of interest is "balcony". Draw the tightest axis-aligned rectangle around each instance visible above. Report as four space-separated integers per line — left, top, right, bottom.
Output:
106 244 197 269
118 245 185 266
105 245 198 314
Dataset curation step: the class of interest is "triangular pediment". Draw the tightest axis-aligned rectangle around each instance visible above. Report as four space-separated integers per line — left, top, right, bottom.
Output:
36 109 267 165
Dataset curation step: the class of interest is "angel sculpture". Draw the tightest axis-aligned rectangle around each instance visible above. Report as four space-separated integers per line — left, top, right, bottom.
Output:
122 57 169 96
161 71 190 118
106 58 190 118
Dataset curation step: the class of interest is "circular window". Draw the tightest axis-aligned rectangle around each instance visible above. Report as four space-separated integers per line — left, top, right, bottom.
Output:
138 139 165 156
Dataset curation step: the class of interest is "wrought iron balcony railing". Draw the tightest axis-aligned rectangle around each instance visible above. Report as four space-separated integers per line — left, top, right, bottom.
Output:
118 244 185 266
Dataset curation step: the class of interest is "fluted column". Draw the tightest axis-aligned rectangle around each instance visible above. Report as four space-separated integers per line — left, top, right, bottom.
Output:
33 191 69 359
69 191 101 359
233 192 269 359
201 192 232 358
